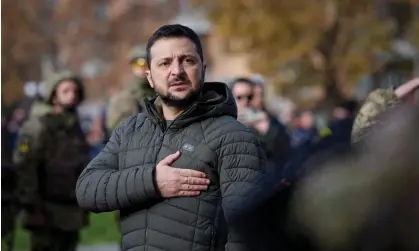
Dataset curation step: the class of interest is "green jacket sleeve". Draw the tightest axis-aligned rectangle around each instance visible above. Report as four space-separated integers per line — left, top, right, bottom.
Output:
15 118 46 207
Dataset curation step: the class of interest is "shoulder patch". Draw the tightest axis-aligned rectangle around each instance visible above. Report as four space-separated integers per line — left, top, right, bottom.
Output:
17 135 32 154
319 127 333 137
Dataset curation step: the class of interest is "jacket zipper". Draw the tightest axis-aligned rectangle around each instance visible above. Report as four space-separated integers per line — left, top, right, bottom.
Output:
145 104 197 250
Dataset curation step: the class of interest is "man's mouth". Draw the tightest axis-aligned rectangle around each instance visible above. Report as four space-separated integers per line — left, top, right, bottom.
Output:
170 81 188 87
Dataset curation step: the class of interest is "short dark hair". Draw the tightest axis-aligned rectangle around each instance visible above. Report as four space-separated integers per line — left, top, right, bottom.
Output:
230 77 256 91
146 24 204 67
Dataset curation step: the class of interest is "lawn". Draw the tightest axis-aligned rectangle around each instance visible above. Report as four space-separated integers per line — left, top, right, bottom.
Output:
2 212 120 250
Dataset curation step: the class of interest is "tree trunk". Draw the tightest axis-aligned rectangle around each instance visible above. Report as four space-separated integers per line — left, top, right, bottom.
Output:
317 65 345 110
316 19 345 110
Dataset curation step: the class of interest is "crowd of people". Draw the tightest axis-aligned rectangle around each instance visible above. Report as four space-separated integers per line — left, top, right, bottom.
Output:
2 24 418 251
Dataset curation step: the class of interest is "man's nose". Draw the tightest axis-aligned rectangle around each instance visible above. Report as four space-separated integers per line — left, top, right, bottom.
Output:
238 99 249 108
170 60 184 75
69 92 77 101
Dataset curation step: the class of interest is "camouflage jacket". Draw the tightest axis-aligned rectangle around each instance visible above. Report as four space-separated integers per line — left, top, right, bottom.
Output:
16 112 90 231
106 76 152 134
351 89 400 144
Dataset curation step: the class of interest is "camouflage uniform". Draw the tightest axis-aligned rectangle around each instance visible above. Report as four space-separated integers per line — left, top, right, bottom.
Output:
351 88 400 144
106 46 154 134
15 71 90 251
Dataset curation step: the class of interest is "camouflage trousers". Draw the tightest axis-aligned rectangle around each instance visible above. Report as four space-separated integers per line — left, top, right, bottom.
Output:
30 228 79 251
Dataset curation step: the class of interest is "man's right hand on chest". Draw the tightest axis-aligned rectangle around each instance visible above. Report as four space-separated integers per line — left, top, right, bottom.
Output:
154 151 210 198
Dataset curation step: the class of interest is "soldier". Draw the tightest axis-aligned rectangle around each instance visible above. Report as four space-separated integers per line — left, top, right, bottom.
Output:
106 45 155 134
15 71 90 251
2 94 53 251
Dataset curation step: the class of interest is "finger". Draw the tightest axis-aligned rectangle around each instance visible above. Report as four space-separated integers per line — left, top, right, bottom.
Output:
185 177 210 185
160 151 181 165
180 184 208 191
178 169 207 178
178 191 200 197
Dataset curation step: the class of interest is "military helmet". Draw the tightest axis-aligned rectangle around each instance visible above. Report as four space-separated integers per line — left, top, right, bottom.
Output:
44 70 85 105
128 45 147 67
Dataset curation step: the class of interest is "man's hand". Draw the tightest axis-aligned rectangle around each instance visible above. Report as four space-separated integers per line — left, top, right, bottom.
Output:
155 151 210 198
395 77 419 99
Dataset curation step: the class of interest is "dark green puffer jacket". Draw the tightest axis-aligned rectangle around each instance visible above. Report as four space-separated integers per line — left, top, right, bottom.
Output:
76 82 270 251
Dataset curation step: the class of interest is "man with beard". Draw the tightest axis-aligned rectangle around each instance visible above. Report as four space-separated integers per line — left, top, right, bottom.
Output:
76 24 272 251
16 71 90 251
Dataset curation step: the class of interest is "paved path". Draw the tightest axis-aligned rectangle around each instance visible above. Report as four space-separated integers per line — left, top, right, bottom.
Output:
78 244 119 251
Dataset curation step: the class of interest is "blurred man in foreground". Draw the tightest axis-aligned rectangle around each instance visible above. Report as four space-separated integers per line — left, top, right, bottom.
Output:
292 80 419 251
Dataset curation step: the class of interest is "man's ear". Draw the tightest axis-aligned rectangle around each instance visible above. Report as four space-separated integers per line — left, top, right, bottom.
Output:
145 70 154 89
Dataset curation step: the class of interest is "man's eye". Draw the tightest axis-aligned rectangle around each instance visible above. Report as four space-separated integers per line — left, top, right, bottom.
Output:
159 62 170 67
184 58 195 64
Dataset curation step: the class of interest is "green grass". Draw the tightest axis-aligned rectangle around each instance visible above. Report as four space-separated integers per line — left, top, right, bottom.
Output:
2 212 120 250
80 212 120 245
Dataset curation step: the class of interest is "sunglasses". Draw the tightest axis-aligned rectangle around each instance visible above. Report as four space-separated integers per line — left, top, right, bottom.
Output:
235 95 254 101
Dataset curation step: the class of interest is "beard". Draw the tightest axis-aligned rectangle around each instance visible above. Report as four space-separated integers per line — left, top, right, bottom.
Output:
152 74 203 108
159 90 200 107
